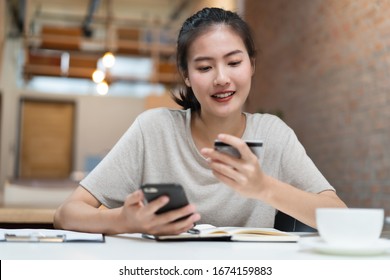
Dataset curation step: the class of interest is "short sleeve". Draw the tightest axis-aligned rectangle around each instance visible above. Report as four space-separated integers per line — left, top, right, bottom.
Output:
80 118 145 208
279 125 334 193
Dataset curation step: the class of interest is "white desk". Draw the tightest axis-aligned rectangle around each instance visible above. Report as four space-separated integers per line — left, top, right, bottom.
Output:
1 233 390 260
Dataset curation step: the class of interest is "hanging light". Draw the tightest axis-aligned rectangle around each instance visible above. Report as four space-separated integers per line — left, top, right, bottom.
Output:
96 81 109 95
92 69 105 83
91 0 115 91
102 51 115 68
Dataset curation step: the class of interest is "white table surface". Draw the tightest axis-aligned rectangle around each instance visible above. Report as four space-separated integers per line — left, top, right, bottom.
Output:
1 233 390 260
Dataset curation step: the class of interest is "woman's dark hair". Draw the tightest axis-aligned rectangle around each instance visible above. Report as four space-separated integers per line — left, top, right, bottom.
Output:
172 7 257 112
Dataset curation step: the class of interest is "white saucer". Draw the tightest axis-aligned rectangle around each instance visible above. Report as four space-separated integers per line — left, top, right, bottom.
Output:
299 237 390 256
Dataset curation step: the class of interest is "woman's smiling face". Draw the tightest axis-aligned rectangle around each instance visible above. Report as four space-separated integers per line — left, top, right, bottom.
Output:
185 24 254 118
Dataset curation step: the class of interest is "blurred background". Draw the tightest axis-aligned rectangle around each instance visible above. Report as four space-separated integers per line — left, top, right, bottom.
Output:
0 0 389 224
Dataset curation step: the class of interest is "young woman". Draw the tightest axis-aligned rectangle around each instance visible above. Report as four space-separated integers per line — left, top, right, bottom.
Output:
54 7 346 235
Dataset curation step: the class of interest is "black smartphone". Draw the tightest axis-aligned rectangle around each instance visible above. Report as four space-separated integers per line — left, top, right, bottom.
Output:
214 140 263 158
140 183 190 216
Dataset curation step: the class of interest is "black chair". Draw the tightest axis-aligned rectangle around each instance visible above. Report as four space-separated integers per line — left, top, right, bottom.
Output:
274 211 317 232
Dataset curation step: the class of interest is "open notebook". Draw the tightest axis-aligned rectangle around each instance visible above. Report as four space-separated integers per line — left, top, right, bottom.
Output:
143 224 299 242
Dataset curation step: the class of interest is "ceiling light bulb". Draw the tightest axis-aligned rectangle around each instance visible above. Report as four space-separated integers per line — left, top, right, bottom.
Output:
92 69 105 83
102 52 115 68
96 81 109 95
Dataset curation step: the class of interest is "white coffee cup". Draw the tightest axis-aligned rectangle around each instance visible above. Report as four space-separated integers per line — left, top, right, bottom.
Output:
316 208 384 246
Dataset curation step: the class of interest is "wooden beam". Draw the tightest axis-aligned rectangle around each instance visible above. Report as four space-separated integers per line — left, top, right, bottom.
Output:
23 64 96 79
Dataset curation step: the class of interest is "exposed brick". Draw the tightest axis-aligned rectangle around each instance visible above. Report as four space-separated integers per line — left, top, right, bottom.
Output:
245 0 390 214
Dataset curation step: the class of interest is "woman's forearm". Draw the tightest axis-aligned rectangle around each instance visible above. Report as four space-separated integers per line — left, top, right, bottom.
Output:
258 175 347 228
54 201 127 234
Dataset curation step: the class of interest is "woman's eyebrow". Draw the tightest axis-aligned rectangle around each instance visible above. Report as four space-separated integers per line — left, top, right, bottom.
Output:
193 49 244 62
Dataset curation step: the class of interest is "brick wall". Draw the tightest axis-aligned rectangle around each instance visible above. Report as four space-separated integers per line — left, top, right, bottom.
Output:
244 0 390 215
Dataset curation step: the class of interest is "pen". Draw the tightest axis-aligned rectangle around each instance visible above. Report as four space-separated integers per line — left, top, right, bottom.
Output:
187 228 200 234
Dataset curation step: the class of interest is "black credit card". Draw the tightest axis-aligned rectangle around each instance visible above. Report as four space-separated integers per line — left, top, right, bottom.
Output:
214 140 263 158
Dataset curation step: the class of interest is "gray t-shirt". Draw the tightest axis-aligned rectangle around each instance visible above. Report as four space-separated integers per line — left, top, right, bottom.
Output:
81 108 334 227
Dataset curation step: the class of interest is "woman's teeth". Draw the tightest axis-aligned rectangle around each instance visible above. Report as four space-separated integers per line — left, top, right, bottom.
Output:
212 92 235 99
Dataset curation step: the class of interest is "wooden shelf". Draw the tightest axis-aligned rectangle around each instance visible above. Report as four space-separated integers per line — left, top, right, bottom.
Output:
0 208 55 229
23 49 99 79
23 24 180 85
0 208 55 224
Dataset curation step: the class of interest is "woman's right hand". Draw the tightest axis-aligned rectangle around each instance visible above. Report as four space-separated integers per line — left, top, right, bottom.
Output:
119 190 201 235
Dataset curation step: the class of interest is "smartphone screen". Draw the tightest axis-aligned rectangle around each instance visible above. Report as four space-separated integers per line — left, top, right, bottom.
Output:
140 183 190 215
214 140 263 158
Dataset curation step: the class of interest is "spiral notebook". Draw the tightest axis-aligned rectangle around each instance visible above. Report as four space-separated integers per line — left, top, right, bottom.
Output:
142 224 299 242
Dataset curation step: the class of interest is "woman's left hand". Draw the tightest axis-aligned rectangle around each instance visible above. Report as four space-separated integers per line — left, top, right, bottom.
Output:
201 133 267 199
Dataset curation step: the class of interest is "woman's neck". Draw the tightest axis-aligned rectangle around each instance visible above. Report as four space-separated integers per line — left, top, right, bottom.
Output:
191 110 246 150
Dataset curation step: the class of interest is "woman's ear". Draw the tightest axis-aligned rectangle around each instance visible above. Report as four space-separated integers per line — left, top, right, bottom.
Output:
180 70 191 87
251 58 256 76
184 77 191 87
